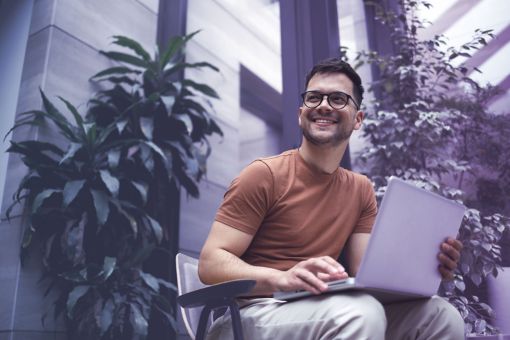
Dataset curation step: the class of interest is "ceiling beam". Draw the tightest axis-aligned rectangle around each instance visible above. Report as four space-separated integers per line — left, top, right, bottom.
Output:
419 0 481 40
489 74 510 105
462 24 510 75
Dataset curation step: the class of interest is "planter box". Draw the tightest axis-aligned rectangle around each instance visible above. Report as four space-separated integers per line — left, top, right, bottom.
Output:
487 267 510 334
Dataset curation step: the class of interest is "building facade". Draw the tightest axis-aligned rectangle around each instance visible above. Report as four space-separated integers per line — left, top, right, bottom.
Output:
1 0 509 339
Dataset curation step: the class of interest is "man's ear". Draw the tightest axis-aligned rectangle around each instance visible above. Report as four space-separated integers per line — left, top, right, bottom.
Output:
353 110 364 130
298 107 303 126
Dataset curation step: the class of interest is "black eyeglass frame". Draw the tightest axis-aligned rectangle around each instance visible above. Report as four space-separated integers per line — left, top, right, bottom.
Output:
300 91 360 110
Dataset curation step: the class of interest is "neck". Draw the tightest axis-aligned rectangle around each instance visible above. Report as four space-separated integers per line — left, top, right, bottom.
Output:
298 139 348 174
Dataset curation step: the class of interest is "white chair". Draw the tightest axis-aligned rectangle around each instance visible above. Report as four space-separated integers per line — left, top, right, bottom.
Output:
175 253 256 340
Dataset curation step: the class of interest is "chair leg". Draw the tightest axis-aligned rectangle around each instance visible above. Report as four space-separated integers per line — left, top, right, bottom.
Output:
196 305 212 340
229 301 244 340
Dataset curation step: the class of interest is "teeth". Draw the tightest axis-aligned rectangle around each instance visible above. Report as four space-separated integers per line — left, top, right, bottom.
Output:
315 119 335 123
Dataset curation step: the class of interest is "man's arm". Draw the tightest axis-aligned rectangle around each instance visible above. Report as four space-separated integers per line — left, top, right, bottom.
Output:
343 233 370 277
199 221 348 295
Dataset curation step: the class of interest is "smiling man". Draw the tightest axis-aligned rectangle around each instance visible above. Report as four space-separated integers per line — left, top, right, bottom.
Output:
199 58 464 339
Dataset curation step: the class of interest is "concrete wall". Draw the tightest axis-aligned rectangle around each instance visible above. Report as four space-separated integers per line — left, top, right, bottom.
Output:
0 0 282 338
179 0 282 259
0 0 158 338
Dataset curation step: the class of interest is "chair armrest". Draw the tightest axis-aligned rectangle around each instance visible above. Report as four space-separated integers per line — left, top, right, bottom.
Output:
177 279 256 308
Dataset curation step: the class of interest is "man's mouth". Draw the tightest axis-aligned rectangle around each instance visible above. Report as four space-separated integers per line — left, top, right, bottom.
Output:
312 117 338 124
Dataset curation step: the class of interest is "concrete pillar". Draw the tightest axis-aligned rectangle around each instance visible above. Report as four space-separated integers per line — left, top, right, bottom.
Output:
0 1 157 338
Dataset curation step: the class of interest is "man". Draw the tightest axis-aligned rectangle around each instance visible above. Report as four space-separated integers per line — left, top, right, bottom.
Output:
199 58 464 339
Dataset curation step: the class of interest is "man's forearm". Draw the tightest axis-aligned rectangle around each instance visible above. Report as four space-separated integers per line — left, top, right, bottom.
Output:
198 248 281 295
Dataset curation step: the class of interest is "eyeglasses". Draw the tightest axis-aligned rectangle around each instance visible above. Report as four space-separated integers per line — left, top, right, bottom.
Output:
301 91 359 110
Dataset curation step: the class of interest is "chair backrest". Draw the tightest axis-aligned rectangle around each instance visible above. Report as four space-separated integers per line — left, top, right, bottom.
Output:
176 253 208 339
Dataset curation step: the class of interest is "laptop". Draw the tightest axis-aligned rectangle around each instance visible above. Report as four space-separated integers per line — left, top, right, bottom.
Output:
273 177 466 304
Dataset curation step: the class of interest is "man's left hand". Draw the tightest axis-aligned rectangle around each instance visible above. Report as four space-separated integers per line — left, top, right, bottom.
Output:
438 237 463 280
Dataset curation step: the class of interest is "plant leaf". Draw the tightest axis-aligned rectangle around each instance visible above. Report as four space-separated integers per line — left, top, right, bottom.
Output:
174 113 193 135
32 189 60 213
62 216 86 265
95 123 117 147
160 37 185 69
146 215 163 243
67 285 91 318
111 199 138 236
131 181 148 204
40 90 79 142
161 95 176 114
107 149 121 169
116 119 128 134
63 180 86 207
59 268 88 283
21 225 35 249
143 141 167 162
157 279 177 291
100 299 115 336
58 97 85 133
100 51 148 68
101 256 116 281
474 318 487 333
99 169 120 197
140 116 154 140
90 189 110 225
97 75 139 86
130 304 149 336
163 61 220 79
90 66 141 79
111 35 151 61
60 142 82 165
182 79 219 98
83 123 97 145
4 112 44 141
140 271 159 292
180 61 219 72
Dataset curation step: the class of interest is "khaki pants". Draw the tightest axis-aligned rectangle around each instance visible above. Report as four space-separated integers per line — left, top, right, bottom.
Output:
206 293 465 340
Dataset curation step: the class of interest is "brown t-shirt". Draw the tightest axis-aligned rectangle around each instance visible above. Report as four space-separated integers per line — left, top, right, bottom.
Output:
215 149 377 271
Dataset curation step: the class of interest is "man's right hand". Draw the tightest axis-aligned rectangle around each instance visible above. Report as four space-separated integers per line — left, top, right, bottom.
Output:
200 222 348 296
272 256 348 295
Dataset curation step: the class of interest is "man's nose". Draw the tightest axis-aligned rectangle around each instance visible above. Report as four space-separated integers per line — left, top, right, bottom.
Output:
317 95 333 111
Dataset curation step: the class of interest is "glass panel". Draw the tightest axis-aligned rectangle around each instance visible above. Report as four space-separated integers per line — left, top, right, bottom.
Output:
239 109 281 169
210 0 282 91
417 0 510 114
186 0 283 175
337 0 371 166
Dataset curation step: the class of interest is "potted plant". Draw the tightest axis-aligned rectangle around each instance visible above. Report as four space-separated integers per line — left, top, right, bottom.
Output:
6 31 222 339
352 0 510 336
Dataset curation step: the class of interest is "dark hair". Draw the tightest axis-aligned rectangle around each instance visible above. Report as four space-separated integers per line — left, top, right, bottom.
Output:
304 58 364 108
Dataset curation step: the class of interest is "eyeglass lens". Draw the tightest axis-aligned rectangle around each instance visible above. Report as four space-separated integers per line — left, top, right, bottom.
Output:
303 91 349 109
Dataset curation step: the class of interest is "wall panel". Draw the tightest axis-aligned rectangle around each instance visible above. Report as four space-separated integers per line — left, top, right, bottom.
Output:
1 0 159 336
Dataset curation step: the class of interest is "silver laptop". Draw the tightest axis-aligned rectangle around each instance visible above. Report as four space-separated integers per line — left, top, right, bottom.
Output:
273 177 466 303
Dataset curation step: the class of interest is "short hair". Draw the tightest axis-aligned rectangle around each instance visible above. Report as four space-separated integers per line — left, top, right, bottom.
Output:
304 58 364 108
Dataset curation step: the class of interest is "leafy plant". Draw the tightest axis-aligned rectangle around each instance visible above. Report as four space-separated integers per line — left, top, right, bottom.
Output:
6 91 174 339
352 0 510 335
88 33 223 337
6 32 222 340
89 32 222 198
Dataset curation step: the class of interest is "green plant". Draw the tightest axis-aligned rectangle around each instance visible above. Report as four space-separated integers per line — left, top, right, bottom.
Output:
89 32 222 198
6 32 222 340
88 33 223 337
352 0 510 335
7 91 173 339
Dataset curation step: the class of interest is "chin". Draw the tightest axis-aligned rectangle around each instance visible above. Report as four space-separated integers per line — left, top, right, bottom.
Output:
302 129 352 147
304 134 343 147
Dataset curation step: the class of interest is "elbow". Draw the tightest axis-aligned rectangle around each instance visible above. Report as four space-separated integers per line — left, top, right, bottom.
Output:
197 260 208 284
198 251 214 285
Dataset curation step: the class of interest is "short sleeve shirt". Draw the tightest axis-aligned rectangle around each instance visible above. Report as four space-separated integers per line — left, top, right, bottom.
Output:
215 149 377 271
